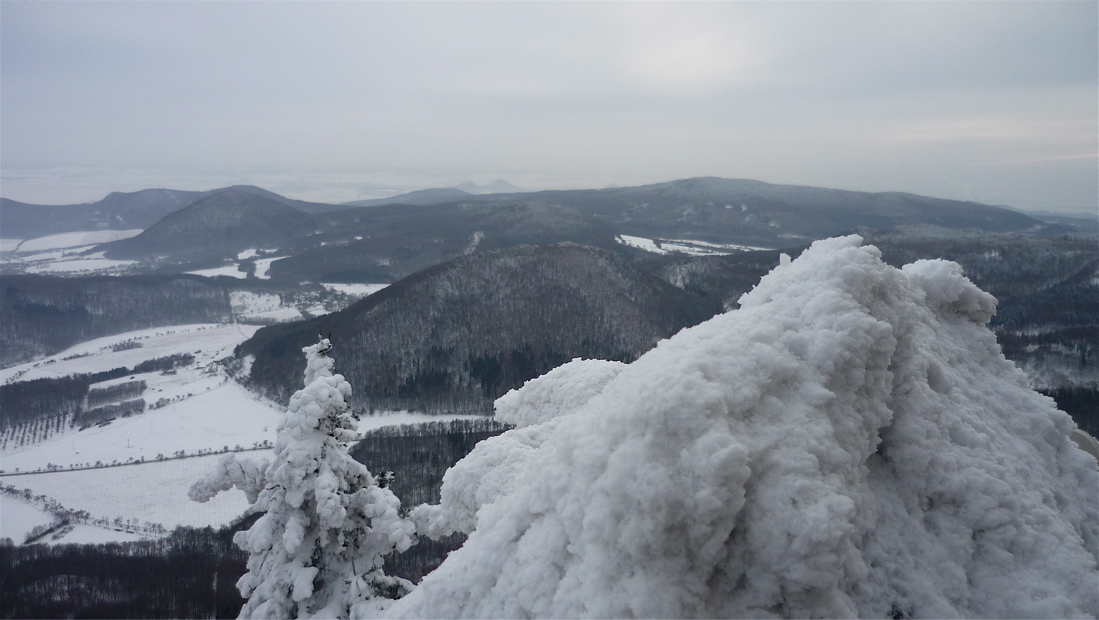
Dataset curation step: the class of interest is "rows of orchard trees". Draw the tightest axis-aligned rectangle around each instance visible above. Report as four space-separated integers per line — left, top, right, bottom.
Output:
0 354 198 448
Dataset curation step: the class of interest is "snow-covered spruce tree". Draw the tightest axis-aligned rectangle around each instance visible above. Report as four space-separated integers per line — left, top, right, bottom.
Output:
192 338 414 619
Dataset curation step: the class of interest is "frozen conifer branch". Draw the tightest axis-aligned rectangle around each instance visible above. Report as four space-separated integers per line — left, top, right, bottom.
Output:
392 236 1099 619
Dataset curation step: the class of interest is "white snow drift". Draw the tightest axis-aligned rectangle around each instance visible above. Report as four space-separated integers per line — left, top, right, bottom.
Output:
392 235 1099 619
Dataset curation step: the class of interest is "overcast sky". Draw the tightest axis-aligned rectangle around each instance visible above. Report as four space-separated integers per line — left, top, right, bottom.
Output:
2 1 1096 212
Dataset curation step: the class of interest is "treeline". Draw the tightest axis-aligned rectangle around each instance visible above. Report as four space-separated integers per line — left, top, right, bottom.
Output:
351 419 509 583
1 274 232 366
0 526 246 619
350 418 508 507
77 399 146 430
86 380 146 409
0 354 195 439
0 522 464 619
240 244 716 413
0 273 306 367
0 418 504 618
1039 387 1099 437
134 353 194 374
0 376 89 431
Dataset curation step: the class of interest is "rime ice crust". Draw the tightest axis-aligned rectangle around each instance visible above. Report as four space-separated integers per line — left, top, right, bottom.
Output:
392 236 1099 619
413 358 625 538
493 358 627 429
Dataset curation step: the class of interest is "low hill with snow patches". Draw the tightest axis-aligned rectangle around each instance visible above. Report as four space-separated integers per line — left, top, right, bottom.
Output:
393 236 1098 619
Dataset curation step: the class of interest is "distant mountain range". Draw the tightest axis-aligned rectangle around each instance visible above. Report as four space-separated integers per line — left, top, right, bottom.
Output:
341 188 473 208
7 177 1061 248
4 176 1057 280
452 179 522 194
462 177 1049 246
0 185 345 239
338 180 523 208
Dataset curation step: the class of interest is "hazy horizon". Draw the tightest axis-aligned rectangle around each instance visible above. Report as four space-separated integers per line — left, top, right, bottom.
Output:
3 166 1098 219
2 2 1096 214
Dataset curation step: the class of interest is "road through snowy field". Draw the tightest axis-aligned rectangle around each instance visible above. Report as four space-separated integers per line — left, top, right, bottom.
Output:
4 452 265 529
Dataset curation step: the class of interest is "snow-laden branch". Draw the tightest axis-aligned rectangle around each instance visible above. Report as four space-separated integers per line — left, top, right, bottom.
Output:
188 452 270 505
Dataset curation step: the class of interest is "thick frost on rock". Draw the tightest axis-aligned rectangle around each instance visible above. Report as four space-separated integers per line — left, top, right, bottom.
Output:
494 358 626 428
390 236 1099 619
414 358 625 538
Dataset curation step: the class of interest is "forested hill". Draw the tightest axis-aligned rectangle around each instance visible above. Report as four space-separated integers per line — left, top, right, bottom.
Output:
0 274 301 366
471 176 1046 247
267 201 619 283
1 185 343 240
100 189 315 261
237 243 718 413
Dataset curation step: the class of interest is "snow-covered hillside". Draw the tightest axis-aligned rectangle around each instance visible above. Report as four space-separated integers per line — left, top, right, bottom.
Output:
393 236 1099 619
0 324 479 543
1 324 256 385
9 230 143 253
615 234 767 255
0 230 143 275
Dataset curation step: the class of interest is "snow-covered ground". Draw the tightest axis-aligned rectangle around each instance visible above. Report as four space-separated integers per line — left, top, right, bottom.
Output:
12 230 142 253
25 255 138 274
182 255 286 280
1 380 281 472
0 494 53 542
4 452 265 531
186 264 248 279
254 256 286 279
2 241 140 275
1 324 260 384
320 283 389 297
2 409 484 536
0 231 143 275
1 322 486 543
616 234 769 255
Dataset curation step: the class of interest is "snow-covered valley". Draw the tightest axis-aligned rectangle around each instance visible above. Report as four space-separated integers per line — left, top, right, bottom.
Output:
0 323 480 544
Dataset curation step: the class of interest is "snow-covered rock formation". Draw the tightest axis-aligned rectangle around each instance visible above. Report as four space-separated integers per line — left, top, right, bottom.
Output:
392 236 1099 619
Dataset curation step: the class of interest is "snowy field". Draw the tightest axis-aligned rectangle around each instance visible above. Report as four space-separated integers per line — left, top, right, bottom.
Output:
183 254 286 280
230 291 305 321
254 256 286 279
0 230 143 276
2 411 481 537
186 264 248 278
1 323 260 385
10 230 142 253
1 379 282 472
320 282 389 297
0 494 54 542
4 452 266 530
1 321 486 543
25 254 138 274
2 244 139 275
616 234 769 255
